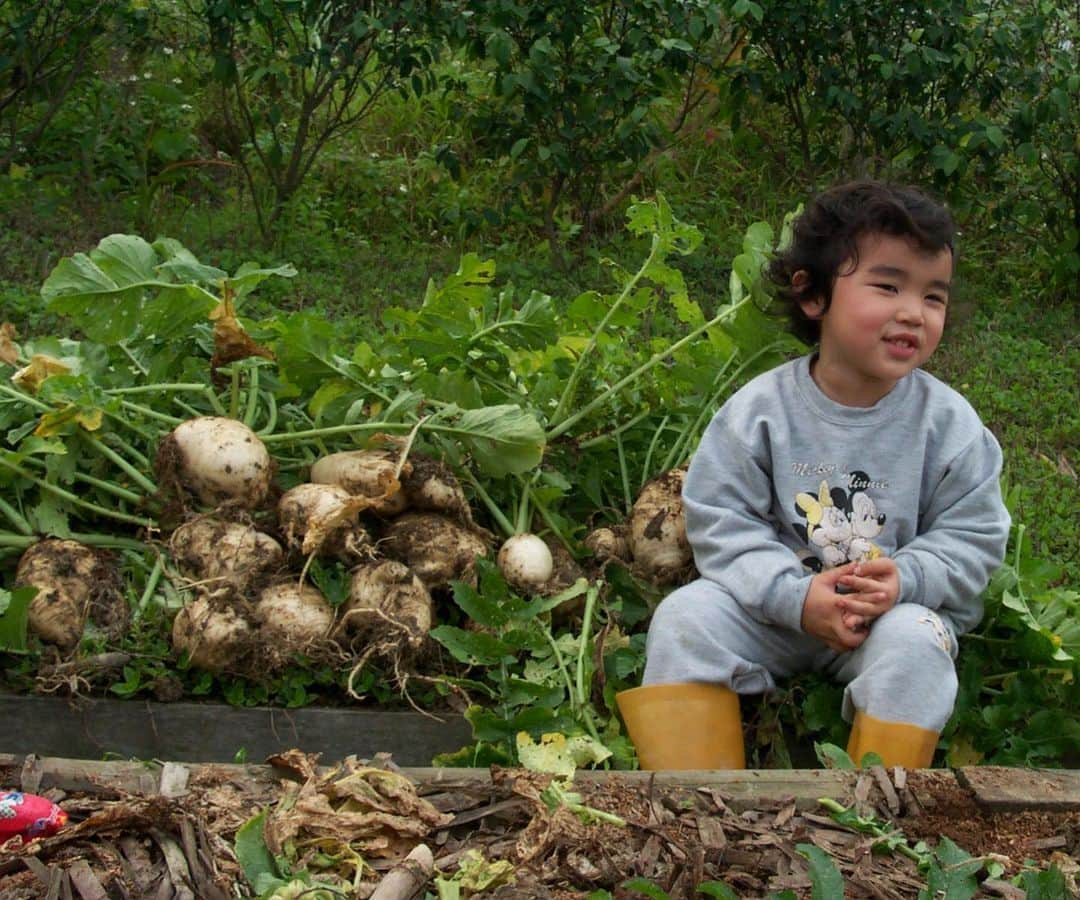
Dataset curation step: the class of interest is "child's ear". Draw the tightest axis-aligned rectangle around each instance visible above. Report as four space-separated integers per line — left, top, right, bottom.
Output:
792 270 825 319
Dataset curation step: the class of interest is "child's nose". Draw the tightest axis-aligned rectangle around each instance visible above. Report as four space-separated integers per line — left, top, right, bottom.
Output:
895 293 924 323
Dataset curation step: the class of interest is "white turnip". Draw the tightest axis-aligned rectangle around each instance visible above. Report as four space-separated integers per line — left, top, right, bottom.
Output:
168 517 282 592
497 533 554 594
629 467 693 584
310 449 409 516
380 512 489 590
254 582 334 655
15 539 127 650
335 560 433 652
277 483 374 560
402 454 476 525
584 525 631 564
171 596 252 673
158 416 272 508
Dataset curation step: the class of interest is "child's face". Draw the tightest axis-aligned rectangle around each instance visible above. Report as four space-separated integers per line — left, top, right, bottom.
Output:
799 233 952 406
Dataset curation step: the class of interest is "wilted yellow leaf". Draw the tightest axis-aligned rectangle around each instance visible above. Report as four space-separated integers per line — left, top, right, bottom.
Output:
12 354 70 392
35 405 103 436
0 323 18 366
515 731 612 777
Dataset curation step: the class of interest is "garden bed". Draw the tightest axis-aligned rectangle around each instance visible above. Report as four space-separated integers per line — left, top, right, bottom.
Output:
0 753 1076 898
0 692 472 766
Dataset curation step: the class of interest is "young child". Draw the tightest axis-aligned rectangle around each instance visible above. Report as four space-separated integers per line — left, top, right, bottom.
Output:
617 180 1011 769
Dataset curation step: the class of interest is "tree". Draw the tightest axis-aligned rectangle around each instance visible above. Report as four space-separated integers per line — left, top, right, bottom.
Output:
205 0 443 238
444 0 737 250
725 0 1016 179
0 0 120 171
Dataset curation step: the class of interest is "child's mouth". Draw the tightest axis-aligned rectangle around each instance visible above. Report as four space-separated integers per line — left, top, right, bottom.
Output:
884 336 917 358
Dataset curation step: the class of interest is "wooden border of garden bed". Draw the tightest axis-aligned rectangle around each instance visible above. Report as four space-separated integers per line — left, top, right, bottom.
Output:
1 754 1077 813
0 692 472 766
1 694 1076 813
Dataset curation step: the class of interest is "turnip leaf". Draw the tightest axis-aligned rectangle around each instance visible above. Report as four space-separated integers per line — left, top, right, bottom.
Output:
0 586 35 653
224 260 298 300
446 404 544 476
43 235 215 342
150 238 227 285
430 625 514 665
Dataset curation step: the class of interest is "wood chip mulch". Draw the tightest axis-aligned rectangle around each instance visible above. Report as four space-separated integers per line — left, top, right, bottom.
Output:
0 755 1076 899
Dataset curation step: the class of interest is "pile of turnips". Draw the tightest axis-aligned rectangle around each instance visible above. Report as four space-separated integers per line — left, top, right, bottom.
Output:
156 416 491 679
13 414 696 686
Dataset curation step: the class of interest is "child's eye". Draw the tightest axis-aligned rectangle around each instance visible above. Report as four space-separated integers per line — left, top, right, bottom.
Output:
873 283 898 293
926 294 948 305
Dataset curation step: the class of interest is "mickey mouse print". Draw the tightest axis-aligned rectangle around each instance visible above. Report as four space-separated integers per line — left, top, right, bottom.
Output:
791 470 887 572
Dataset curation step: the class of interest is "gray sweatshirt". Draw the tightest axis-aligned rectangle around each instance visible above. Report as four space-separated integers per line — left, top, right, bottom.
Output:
684 354 1010 636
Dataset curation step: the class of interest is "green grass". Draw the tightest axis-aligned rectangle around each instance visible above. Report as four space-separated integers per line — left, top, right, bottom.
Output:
927 282 1079 582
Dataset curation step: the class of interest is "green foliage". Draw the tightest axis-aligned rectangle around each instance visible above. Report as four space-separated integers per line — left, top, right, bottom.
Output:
728 0 1003 174
1020 866 1072 900
0 585 35 652
918 836 982 900
430 560 618 764
796 844 844 899
41 233 296 343
234 809 348 899
444 0 731 238
949 516 1080 766
0 1 128 169
975 3 1079 296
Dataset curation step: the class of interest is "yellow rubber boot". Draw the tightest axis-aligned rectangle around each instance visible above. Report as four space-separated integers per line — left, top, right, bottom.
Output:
847 710 938 768
616 682 745 770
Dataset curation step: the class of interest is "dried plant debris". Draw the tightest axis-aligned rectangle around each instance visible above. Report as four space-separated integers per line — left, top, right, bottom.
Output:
262 749 453 861
0 757 1075 899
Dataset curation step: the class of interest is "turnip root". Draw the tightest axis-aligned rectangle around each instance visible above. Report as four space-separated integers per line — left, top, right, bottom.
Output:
158 416 272 508
629 467 693 584
254 582 334 656
310 449 409 516
171 596 252 673
380 512 489 590
335 560 433 652
169 517 282 593
401 454 476 526
584 525 631 564
15 539 127 650
497 534 553 594
278 483 374 560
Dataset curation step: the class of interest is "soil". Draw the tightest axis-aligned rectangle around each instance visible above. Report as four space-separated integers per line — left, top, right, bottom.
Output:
0 756 1076 899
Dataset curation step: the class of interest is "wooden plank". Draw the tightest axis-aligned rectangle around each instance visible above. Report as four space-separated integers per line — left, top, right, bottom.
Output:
957 766 1080 811
418 767 866 810
11 757 861 810
0 692 472 766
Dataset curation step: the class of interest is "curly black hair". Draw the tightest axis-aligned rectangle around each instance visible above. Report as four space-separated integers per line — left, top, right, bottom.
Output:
768 180 957 344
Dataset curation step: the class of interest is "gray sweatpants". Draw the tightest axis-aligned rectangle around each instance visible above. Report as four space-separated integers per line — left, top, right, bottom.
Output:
643 578 960 732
